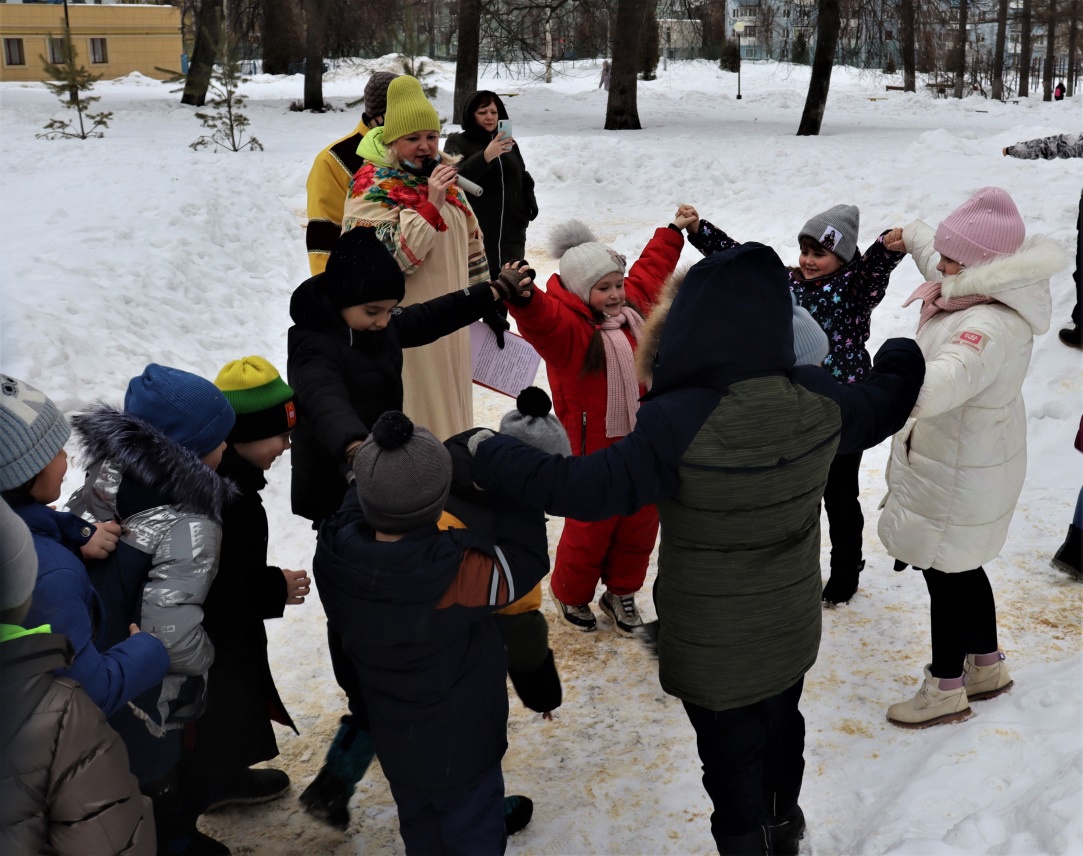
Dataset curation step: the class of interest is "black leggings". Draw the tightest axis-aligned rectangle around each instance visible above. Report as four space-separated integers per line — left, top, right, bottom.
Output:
922 567 998 679
823 450 864 570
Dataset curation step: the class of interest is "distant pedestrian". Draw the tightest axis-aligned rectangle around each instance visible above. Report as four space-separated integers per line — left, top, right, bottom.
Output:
1055 80 1066 101
600 60 611 91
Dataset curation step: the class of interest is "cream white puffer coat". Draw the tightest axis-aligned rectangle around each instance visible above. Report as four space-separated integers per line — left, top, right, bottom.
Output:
878 220 1065 573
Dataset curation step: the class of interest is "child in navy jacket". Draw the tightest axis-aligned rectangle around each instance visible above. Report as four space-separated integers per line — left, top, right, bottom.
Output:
313 411 551 854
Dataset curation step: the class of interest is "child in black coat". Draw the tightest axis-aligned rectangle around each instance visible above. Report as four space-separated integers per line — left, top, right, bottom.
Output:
180 357 309 817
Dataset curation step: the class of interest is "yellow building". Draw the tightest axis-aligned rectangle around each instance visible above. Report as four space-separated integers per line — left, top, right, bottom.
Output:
0 3 183 83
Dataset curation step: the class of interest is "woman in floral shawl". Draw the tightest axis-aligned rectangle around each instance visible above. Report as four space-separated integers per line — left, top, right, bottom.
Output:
342 76 490 441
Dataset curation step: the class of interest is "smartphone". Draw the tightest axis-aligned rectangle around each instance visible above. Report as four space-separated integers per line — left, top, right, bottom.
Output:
497 118 513 139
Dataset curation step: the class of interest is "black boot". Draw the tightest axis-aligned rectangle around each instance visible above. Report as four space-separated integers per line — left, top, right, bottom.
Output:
714 825 771 855
145 771 230 856
770 805 806 856
1058 325 1082 348
1052 525 1082 579
299 766 352 831
503 794 534 836
822 560 865 606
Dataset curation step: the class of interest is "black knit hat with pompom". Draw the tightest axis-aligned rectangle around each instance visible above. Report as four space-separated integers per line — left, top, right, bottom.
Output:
352 411 452 532
322 227 406 310
498 387 571 457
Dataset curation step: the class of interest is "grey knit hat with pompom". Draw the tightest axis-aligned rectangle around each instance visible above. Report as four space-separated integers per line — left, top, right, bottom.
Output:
499 387 571 457
353 411 452 533
550 220 626 305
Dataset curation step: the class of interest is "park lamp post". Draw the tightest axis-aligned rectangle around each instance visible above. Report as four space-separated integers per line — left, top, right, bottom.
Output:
734 21 745 100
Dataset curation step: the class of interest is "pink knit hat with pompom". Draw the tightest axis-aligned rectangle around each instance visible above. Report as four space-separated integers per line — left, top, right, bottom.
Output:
934 186 1025 268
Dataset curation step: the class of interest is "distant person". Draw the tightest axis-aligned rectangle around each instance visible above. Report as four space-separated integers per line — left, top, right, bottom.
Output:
313 411 551 854
445 91 539 281
0 498 156 856
504 212 689 634
599 59 611 91
1054 80 1066 100
306 71 398 275
688 204 908 606
880 187 1065 728
468 242 925 855
342 75 490 442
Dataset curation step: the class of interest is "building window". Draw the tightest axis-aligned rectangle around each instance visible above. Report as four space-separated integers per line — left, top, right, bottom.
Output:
3 38 25 67
47 38 65 64
89 38 107 64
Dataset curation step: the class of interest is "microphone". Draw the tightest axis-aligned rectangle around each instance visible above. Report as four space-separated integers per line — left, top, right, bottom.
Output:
455 174 483 197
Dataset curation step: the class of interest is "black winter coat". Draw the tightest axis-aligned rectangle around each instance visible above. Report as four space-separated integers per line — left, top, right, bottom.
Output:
187 448 296 788
313 490 550 793
287 274 499 524
445 91 538 279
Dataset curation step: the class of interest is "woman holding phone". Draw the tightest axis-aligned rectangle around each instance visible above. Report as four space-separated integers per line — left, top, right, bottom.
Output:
445 91 540 280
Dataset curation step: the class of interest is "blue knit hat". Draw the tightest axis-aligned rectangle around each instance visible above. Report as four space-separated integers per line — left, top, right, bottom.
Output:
124 364 236 457
0 375 71 491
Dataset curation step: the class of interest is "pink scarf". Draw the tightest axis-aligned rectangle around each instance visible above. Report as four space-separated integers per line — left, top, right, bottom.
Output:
600 307 644 438
902 280 996 331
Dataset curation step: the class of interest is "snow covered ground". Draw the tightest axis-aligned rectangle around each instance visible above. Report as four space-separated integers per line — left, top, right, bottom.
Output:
2 57 1081 855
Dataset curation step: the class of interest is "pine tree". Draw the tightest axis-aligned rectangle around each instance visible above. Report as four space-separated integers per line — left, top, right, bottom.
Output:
37 23 112 140
190 43 263 152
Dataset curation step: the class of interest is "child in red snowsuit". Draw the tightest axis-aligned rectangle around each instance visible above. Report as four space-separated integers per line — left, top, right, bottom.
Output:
504 208 693 632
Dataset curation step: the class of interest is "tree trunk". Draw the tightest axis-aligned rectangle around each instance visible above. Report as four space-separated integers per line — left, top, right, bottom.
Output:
992 0 1008 99
900 0 917 91
604 0 648 130
953 0 968 99
1018 0 1033 97
181 0 223 107
303 0 328 110
261 0 300 76
453 0 482 123
797 0 841 136
1069 0 1080 95
1042 0 1057 100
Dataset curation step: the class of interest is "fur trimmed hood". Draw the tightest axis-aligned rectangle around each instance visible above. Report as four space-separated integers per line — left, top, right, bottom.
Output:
70 404 235 521
636 268 687 386
940 235 1063 335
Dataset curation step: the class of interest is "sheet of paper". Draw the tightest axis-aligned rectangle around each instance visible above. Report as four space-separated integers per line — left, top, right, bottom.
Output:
469 321 541 398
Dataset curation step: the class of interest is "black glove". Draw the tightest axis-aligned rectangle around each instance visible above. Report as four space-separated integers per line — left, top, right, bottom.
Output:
482 304 510 349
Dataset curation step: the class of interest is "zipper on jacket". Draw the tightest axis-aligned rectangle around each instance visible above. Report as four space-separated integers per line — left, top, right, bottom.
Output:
580 412 587 456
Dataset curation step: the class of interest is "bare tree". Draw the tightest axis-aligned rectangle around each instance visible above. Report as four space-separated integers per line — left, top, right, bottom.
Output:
992 0 1008 99
605 0 649 129
900 0 917 90
1018 0 1033 97
262 0 302 75
797 0 841 136
302 0 330 110
182 0 223 106
455 0 483 121
1042 0 1057 100
1068 0 1080 95
952 0 968 98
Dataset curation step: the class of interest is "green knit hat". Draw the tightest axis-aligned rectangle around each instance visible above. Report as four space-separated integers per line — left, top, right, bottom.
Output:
382 75 440 144
214 356 296 443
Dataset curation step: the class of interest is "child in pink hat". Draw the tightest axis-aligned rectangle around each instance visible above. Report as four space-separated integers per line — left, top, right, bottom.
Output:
878 186 1067 728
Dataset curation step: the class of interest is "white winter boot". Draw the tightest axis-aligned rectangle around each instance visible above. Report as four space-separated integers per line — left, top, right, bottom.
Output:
887 666 973 728
964 652 1013 701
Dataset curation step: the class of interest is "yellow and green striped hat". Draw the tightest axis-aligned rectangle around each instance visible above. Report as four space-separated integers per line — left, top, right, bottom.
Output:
214 356 296 443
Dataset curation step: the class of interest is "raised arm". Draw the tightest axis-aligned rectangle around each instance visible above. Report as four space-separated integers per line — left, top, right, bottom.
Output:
1003 132 1083 160
902 220 940 282
624 226 685 309
687 219 742 257
849 231 907 313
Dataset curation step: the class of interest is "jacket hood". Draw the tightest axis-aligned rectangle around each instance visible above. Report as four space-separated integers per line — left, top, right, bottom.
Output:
290 274 346 330
940 235 1062 335
71 405 234 521
458 91 509 141
358 125 391 167
643 243 795 399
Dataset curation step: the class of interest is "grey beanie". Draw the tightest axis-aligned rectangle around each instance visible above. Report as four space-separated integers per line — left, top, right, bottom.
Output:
550 220 626 305
499 387 571 457
364 72 399 120
0 375 70 491
0 497 37 614
799 204 860 264
353 411 452 533
791 294 830 366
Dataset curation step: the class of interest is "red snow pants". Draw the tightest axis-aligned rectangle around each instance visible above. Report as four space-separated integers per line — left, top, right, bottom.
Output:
551 503 660 605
